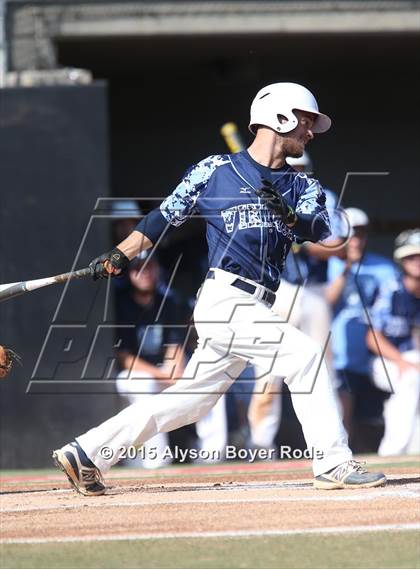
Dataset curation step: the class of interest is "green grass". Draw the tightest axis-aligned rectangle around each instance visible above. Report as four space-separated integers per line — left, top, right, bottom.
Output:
1 531 419 569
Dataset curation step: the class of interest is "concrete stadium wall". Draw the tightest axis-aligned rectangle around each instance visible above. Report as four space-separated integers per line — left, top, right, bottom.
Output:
0 83 121 468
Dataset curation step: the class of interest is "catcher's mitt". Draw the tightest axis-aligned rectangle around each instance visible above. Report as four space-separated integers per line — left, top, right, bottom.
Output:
0 345 22 379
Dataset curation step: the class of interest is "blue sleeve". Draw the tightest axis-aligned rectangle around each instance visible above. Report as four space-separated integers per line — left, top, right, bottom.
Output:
135 208 171 245
293 177 331 242
135 154 227 244
327 257 345 282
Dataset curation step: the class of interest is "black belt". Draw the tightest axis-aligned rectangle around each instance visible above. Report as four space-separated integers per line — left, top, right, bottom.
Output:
207 270 276 307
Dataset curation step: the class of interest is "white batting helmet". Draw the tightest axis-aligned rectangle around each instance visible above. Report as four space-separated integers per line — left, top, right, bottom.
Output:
249 83 331 136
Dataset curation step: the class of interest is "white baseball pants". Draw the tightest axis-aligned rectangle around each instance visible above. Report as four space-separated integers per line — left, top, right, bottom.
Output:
273 280 336 384
77 269 352 476
195 369 283 459
371 350 420 456
115 371 172 469
195 394 228 461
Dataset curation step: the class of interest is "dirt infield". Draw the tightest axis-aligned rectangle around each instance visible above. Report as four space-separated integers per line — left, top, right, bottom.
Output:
1 456 419 544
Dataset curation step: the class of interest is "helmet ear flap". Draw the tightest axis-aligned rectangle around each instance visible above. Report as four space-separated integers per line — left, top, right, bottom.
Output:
277 114 288 128
275 110 298 134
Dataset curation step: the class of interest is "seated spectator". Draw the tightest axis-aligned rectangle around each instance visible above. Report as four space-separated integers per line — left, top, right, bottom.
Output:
115 251 189 468
326 207 397 449
366 229 420 456
111 199 142 243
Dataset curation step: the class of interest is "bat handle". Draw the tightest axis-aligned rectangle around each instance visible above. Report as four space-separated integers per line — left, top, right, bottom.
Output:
53 266 92 284
71 267 92 278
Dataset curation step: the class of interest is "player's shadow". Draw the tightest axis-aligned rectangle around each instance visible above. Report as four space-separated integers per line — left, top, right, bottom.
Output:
386 476 420 486
0 488 54 495
108 480 312 495
108 477 420 494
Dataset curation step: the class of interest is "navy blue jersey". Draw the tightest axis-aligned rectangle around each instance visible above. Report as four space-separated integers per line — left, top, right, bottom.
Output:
137 151 330 291
371 274 420 352
116 290 190 366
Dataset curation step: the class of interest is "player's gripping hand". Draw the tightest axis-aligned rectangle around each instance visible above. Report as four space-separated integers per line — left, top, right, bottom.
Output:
255 178 297 227
89 247 129 280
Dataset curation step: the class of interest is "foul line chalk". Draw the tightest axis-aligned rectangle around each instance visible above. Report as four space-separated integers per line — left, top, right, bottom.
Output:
1 523 419 545
2 487 419 514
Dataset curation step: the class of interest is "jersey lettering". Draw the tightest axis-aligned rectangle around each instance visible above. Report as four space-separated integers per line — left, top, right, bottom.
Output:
221 204 293 238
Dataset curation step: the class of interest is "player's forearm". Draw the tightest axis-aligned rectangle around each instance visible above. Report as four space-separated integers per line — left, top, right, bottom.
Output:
134 207 173 248
116 231 152 260
366 329 406 364
303 239 345 260
105 208 169 269
325 264 351 305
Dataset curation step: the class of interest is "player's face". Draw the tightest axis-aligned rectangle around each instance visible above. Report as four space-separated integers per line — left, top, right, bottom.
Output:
281 110 316 158
129 260 159 292
401 254 420 279
348 226 368 253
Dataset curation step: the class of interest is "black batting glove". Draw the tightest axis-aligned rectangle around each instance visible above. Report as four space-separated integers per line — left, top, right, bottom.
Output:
89 247 129 281
255 178 297 226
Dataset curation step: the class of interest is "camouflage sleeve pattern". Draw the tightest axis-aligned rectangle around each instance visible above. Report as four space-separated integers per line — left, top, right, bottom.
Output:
160 155 229 227
295 176 327 216
293 175 331 242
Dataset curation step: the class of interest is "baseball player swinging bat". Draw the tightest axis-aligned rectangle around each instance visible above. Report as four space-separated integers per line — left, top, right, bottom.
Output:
50 82 386 496
0 267 91 303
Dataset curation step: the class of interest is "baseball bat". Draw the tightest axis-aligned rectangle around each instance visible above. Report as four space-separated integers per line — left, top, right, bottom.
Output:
0 267 91 303
220 122 245 153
